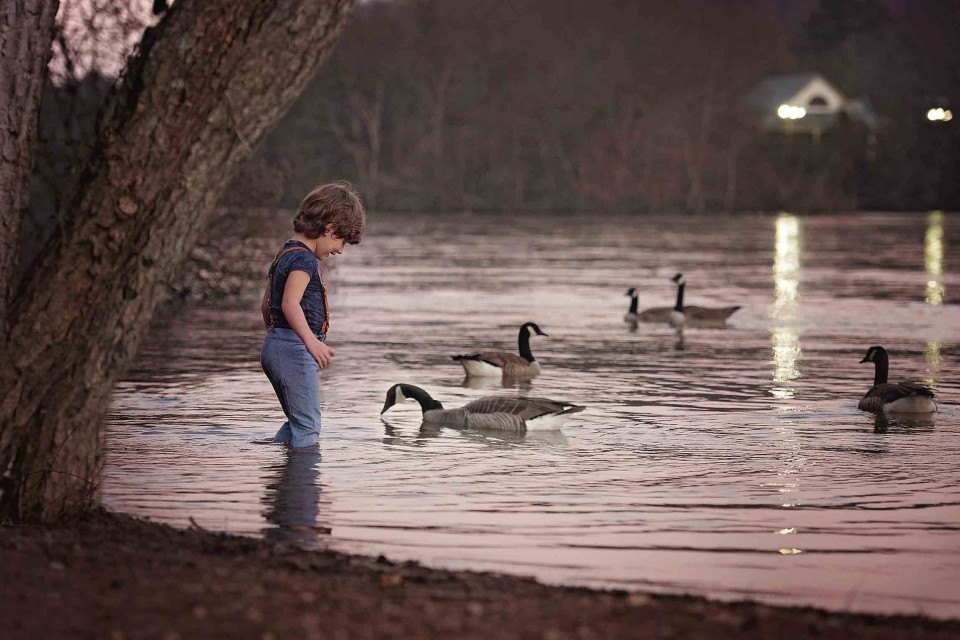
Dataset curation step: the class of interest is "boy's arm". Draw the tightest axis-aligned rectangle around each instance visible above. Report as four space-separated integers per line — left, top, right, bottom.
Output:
261 283 271 328
281 271 336 368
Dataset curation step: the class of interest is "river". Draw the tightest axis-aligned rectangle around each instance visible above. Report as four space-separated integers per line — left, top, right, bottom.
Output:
104 210 960 618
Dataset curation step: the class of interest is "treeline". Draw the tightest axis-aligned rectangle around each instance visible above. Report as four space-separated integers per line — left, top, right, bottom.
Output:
33 0 960 216
231 0 958 213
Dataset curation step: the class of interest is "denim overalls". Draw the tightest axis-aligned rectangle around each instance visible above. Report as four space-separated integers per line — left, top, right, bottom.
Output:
260 241 329 448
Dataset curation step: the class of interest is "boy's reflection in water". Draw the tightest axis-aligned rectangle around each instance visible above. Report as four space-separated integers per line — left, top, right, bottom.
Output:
261 445 331 546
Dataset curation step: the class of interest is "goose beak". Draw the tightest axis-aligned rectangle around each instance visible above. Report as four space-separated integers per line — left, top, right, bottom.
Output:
380 402 391 415
540 331 549 337
859 356 869 363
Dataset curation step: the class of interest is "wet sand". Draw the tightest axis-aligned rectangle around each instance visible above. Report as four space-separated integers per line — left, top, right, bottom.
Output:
2 509 957 639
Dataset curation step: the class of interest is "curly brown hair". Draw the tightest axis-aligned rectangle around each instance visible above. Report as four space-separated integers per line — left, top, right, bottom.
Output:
293 181 366 244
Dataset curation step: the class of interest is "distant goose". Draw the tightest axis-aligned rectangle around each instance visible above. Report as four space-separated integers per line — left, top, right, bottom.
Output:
858 346 937 414
451 322 547 378
381 383 585 432
627 274 740 325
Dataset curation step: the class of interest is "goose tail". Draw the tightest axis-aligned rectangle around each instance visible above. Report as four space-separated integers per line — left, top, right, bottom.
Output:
557 404 586 416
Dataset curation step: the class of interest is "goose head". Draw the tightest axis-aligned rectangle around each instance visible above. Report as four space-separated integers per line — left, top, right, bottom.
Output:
381 383 443 415
381 383 409 414
625 287 638 297
859 345 887 364
671 273 685 285
521 322 548 338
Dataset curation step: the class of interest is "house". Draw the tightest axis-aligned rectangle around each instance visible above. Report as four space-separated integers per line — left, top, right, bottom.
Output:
745 73 880 136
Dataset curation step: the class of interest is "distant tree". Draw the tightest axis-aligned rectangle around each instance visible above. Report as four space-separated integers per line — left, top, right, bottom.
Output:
248 0 953 212
799 0 888 53
0 0 355 523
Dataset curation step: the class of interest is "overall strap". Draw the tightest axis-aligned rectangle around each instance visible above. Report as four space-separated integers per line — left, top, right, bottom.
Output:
268 246 310 279
266 246 330 335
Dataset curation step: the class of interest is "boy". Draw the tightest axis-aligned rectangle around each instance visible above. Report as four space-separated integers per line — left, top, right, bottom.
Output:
260 182 366 447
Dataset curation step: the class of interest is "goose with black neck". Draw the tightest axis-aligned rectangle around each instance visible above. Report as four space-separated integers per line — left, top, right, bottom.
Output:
381 384 585 432
626 273 740 326
858 346 937 414
451 322 548 379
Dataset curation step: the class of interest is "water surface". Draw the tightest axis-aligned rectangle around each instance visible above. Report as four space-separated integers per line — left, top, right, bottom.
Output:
105 211 960 618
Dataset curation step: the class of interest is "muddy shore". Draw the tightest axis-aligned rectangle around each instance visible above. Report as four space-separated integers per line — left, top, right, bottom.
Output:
2 510 957 639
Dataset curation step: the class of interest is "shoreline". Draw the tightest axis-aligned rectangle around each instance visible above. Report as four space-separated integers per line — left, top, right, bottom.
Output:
2 509 957 639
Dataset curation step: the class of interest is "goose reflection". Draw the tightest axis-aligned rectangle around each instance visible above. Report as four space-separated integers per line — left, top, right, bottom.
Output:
261 445 331 546
871 412 936 435
674 326 686 351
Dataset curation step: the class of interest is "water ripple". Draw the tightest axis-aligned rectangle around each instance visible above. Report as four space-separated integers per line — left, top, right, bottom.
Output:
105 212 960 619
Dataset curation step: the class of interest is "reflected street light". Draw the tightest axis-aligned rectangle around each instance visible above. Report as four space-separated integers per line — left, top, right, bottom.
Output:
771 213 802 398
924 211 945 386
925 211 944 305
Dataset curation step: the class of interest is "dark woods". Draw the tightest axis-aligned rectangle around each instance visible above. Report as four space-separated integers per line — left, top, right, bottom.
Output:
36 0 960 216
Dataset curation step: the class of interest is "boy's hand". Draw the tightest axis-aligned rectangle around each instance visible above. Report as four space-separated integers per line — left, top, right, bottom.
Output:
307 338 336 368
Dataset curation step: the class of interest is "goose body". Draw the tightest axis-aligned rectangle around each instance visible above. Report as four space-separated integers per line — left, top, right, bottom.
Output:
452 322 547 379
381 384 585 432
858 346 937 414
627 275 740 326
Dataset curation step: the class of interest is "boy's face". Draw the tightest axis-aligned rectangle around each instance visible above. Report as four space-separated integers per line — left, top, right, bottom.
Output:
314 226 347 259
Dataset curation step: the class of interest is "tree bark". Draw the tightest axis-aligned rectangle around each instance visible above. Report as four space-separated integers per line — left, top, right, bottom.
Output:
0 0 60 342
0 0 355 522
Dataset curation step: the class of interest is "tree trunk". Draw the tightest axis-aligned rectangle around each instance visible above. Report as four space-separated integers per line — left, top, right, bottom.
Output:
0 0 60 342
0 0 355 522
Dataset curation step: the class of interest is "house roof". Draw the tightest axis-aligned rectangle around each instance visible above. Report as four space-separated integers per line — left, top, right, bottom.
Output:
745 73 827 110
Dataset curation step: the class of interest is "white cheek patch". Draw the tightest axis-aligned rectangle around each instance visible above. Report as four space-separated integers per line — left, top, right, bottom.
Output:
395 387 407 404
527 325 536 337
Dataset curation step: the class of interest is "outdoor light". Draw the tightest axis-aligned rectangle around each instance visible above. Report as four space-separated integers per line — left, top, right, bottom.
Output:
926 108 953 122
777 104 806 120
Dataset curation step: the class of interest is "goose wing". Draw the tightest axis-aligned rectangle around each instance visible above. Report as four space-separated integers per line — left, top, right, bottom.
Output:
636 306 673 322
858 382 936 412
685 305 741 320
455 351 527 368
463 412 526 431
463 396 583 421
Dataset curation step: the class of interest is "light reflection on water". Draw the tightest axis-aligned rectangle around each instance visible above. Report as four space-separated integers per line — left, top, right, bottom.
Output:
104 212 960 619
926 211 945 306
771 213 802 399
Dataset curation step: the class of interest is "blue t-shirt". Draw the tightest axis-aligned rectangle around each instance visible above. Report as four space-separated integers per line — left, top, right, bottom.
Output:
268 240 328 337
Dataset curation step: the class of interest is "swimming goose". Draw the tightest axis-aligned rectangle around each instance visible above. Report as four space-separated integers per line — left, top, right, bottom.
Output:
858 346 937 413
381 383 585 432
451 322 547 378
627 274 740 325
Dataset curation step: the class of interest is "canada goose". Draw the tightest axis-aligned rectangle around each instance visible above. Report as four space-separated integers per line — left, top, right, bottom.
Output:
381 383 585 432
627 274 740 325
858 346 937 414
451 322 547 378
